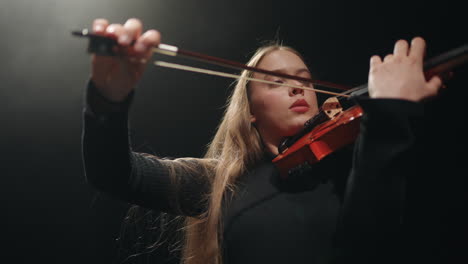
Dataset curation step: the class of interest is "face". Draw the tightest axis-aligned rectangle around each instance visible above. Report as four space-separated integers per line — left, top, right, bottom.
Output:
249 49 319 151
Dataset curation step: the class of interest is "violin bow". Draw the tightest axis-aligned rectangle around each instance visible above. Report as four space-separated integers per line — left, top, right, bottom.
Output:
72 29 351 97
72 29 468 99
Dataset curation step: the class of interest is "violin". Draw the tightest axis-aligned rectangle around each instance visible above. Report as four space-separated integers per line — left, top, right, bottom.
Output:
73 29 468 179
273 43 468 179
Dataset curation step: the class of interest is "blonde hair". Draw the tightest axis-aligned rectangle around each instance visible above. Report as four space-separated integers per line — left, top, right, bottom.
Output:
122 43 307 264
179 43 308 264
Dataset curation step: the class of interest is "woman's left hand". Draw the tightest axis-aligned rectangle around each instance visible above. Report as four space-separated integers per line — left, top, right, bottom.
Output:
368 37 443 102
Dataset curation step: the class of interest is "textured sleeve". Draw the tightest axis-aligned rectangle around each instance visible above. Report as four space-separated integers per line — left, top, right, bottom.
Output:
81 80 210 217
332 97 424 263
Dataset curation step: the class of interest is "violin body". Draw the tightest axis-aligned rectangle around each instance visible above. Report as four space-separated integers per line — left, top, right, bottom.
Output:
273 105 363 179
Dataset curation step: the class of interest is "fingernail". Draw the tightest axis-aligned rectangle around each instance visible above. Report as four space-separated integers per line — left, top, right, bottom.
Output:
119 35 130 45
134 43 145 52
94 25 104 32
106 26 116 34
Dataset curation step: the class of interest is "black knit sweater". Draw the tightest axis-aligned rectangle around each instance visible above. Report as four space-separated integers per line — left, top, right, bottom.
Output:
82 80 424 264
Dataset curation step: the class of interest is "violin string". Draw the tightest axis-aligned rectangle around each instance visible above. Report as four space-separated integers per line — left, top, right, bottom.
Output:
154 61 350 97
152 45 352 91
334 86 364 99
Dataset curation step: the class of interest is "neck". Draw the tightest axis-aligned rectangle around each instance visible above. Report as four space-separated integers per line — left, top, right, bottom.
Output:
264 142 279 156
260 132 282 156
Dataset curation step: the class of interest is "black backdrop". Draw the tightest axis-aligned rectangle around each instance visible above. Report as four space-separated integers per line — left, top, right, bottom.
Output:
1 0 466 263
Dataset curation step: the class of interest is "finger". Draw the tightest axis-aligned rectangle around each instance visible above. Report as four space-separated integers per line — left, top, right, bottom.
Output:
370 55 382 68
93 18 109 34
134 29 161 54
105 23 125 42
383 54 393 62
393 39 409 57
409 37 426 64
120 18 143 45
427 75 443 92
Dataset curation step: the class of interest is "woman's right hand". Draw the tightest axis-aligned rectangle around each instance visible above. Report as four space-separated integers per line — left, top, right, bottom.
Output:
91 18 161 102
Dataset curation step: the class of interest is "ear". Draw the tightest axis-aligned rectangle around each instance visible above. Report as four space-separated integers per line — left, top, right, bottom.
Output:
250 114 256 123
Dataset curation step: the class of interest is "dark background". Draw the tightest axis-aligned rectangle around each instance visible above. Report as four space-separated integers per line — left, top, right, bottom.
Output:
1 0 466 263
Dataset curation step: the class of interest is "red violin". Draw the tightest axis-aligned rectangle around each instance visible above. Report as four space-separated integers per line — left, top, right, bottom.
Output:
273 104 363 178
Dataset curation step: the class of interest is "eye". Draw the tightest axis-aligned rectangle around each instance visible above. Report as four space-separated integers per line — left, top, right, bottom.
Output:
268 79 284 87
269 78 286 87
301 81 313 88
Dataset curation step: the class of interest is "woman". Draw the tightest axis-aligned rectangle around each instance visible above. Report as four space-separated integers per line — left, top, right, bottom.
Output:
83 18 442 264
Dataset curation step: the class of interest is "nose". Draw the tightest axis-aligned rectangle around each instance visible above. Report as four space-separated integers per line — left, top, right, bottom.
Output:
289 85 305 96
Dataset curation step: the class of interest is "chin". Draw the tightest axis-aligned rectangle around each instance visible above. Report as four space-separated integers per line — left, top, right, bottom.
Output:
284 123 304 137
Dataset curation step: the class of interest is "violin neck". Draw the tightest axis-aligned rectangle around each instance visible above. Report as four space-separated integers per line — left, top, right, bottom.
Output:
349 43 468 98
423 43 468 79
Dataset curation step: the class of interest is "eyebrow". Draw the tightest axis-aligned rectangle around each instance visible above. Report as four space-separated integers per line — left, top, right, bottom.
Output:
262 68 311 78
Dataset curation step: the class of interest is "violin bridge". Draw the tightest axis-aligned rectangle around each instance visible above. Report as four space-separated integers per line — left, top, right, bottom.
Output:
321 97 343 119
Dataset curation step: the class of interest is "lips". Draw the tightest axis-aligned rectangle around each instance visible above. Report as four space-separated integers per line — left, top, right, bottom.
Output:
289 99 310 113
290 99 309 110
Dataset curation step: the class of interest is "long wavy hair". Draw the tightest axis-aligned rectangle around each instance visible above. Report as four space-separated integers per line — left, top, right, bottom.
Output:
179 43 308 264
121 43 307 264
